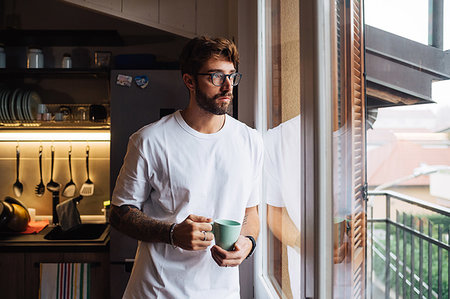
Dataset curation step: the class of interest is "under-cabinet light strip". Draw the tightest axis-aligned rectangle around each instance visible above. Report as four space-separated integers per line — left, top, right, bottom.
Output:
0 131 110 141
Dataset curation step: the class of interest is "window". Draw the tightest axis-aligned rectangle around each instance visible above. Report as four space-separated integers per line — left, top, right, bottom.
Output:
255 0 367 298
260 0 301 297
365 0 450 298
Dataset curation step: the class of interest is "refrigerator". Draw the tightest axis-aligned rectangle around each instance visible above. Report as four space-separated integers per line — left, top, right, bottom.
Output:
109 69 188 298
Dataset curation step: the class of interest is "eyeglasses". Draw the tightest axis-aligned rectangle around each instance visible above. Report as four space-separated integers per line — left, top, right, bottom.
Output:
197 72 242 86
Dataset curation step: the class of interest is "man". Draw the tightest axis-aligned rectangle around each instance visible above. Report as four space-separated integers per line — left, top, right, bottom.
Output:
110 36 263 298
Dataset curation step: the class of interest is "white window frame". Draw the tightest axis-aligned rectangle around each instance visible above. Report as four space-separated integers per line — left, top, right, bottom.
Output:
254 0 334 298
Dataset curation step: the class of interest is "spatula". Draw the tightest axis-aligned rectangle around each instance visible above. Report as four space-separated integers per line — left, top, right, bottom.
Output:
80 145 94 196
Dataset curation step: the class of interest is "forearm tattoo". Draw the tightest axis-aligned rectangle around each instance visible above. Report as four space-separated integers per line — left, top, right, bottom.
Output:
242 214 248 226
110 204 171 244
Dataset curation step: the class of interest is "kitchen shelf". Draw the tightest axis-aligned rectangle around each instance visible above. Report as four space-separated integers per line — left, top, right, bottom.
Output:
0 121 110 129
0 29 123 47
0 68 110 78
0 129 110 141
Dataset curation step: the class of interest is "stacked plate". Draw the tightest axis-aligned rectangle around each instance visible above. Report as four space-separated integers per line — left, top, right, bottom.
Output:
0 87 42 122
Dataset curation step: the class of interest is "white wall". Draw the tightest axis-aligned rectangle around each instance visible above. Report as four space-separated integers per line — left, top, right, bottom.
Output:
235 0 258 128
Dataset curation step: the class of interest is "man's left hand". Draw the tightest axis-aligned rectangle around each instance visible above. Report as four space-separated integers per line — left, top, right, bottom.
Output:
210 235 252 267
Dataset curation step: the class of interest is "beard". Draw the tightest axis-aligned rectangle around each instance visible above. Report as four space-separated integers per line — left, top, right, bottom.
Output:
195 85 233 115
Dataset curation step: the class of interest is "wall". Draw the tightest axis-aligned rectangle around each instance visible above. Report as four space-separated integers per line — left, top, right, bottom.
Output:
235 0 258 128
280 0 300 122
0 141 109 216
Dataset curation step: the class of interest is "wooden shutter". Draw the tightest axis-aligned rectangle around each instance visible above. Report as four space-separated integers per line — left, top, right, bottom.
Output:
333 0 366 298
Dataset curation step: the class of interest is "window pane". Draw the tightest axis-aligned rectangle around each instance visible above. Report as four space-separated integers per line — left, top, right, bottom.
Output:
365 0 428 45
365 0 450 297
263 0 301 297
445 0 450 50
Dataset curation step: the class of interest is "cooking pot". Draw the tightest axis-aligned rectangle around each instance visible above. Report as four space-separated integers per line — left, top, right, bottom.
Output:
0 196 30 232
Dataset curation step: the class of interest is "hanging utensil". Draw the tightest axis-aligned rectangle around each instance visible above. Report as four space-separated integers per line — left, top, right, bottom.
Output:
46 145 60 192
12 145 23 197
80 145 94 196
62 146 76 197
34 145 45 197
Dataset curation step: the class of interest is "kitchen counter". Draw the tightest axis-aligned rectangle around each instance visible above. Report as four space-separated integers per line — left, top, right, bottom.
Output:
0 223 110 252
0 222 111 298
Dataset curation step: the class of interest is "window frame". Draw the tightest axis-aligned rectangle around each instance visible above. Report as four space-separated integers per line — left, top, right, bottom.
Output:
254 0 335 298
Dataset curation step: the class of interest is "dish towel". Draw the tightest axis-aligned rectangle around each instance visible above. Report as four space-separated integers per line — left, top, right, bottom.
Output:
39 263 90 299
56 199 81 231
21 220 49 234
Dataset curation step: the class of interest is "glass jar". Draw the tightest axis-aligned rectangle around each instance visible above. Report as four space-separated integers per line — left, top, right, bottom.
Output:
0 46 5 68
27 48 44 68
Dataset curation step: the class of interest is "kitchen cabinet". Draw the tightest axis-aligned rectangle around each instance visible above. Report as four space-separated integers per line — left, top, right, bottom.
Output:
122 0 158 23
61 0 231 38
26 251 110 298
0 225 110 298
86 0 122 12
0 250 109 298
0 252 25 298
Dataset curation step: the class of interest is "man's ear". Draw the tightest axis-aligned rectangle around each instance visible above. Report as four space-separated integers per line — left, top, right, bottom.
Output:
183 73 195 91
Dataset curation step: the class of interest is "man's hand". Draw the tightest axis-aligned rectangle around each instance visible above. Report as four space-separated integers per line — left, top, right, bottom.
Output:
210 235 252 267
334 239 348 264
173 214 214 250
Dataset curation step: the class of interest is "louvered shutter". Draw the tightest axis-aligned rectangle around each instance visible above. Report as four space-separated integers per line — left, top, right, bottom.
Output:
333 0 366 298
348 0 366 297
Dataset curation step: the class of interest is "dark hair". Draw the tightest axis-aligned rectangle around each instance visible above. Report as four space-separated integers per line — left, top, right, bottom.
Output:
179 36 239 76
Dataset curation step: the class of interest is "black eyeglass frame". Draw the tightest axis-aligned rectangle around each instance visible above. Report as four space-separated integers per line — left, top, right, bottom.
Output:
196 72 242 86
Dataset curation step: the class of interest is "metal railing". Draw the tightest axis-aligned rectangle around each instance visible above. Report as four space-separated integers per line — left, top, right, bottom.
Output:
367 190 450 299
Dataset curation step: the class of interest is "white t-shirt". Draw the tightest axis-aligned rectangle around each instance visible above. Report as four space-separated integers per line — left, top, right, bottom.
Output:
264 115 301 298
112 110 263 299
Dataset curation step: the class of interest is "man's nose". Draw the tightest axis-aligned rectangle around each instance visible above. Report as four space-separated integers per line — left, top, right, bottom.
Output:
221 76 233 91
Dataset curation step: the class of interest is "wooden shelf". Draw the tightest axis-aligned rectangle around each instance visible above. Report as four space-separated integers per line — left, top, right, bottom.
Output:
0 29 123 47
0 122 110 130
0 68 110 78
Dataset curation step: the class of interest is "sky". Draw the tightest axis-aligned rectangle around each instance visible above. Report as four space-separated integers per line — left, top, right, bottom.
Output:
365 0 449 50
365 0 450 131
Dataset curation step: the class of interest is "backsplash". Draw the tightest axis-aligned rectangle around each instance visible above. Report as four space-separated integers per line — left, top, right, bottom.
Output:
0 141 109 216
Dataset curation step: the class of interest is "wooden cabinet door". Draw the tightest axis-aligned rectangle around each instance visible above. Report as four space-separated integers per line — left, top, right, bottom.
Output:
122 0 158 22
0 252 25 299
85 0 122 12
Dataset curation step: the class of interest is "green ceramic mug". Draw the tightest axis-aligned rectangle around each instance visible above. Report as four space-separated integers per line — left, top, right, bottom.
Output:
333 217 346 249
211 219 241 251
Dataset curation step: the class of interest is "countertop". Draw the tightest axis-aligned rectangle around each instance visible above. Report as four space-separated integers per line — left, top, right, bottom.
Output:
0 222 110 252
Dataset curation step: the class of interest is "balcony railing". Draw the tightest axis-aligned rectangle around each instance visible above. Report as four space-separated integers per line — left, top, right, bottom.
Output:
367 190 449 299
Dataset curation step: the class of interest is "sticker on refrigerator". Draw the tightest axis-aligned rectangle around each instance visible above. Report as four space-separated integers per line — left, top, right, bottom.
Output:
116 74 132 87
134 75 149 89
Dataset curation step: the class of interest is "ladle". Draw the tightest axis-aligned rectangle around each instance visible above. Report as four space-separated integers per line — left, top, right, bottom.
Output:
12 145 23 197
62 146 76 197
46 146 60 193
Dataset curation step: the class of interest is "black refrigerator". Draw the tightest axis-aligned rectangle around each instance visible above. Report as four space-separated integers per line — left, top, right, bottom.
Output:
109 69 188 298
